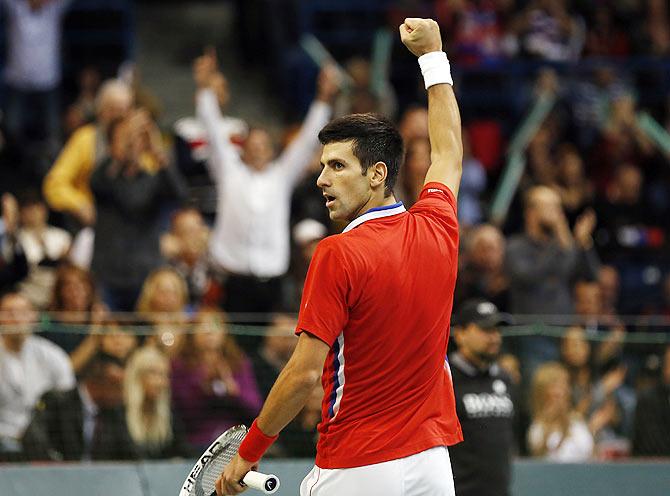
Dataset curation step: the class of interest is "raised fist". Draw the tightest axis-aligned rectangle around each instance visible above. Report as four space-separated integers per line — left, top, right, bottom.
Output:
193 46 218 89
399 18 442 58
316 64 341 103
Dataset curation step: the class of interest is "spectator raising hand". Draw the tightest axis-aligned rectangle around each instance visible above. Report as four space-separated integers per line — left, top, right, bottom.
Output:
90 112 187 311
194 47 337 351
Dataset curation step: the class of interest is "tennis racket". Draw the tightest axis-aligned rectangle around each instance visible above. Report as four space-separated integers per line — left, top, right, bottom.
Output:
178 425 280 496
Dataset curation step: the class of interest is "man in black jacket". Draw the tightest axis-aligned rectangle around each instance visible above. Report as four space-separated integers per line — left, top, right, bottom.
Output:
449 299 516 496
22 352 138 461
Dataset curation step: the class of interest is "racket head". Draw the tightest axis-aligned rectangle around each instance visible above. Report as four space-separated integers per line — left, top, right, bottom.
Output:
178 425 248 496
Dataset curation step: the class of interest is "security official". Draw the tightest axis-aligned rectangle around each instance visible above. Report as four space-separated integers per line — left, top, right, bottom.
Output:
449 299 516 496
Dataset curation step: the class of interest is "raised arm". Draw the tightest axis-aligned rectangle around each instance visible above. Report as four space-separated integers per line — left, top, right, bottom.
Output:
400 18 463 197
193 50 240 180
277 66 338 186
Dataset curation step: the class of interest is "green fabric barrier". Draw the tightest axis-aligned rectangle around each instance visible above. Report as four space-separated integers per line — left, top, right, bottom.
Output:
637 112 670 158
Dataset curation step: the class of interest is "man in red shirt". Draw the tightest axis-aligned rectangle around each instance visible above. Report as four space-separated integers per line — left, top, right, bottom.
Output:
218 18 463 496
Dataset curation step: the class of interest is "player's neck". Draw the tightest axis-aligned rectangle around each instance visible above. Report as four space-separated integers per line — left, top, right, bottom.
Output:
361 194 399 215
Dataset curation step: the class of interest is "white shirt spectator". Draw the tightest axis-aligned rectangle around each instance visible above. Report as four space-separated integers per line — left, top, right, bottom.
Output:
528 417 594 462
0 335 75 441
174 114 248 162
2 0 72 90
17 225 71 308
197 89 331 278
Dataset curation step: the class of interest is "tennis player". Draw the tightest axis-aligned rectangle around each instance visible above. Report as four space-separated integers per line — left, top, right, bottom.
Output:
217 18 463 496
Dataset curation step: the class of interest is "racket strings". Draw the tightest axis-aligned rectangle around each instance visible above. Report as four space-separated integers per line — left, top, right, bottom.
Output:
197 429 247 496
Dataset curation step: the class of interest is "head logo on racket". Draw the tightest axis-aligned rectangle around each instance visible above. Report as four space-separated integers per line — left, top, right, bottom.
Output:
178 425 279 496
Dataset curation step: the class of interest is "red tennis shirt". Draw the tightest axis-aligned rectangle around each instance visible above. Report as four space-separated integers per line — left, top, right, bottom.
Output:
295 181 463 469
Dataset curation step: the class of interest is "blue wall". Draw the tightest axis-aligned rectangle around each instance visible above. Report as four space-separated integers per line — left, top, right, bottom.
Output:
1 459 669 496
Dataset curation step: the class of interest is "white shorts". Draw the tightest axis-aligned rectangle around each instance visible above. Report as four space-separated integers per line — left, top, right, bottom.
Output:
299 446 455 496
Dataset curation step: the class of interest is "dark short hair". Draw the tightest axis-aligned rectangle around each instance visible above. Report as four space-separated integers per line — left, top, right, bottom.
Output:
318 113 404 196
78 352 124 383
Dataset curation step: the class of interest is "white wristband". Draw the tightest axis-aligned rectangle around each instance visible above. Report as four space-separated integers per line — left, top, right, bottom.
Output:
418 51 453 89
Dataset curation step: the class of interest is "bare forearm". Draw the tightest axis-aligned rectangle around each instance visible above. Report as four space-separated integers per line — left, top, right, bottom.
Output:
424 81 463 194
256 361 321 436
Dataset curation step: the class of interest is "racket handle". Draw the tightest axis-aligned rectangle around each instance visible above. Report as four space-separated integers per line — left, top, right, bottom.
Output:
243 471 280 494
207 471 280 495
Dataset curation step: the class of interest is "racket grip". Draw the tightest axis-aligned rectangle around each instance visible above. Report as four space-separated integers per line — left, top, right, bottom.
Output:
243 471 280 494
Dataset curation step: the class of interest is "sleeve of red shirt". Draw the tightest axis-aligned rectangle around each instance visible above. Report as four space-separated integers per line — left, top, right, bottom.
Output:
410 181 458 225
295 238 350 347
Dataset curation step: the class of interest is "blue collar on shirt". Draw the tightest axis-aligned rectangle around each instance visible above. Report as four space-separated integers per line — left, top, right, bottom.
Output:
342 201 406 233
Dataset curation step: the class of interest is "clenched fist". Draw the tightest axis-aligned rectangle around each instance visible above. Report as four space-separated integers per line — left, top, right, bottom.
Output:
399 18 442 57
193 46 219 89
316 64 341 103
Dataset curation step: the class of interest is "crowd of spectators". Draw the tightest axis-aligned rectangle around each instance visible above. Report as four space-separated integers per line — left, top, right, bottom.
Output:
1 0 670 464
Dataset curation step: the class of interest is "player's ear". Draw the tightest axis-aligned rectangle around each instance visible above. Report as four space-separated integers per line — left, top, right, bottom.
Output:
369 161 388 189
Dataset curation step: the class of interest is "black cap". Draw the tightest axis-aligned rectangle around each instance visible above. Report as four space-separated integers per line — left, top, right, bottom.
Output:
455 299 511 329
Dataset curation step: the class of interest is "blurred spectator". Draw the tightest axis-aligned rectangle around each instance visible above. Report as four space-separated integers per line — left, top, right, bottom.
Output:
173 62 247 177
449 300 515 496
333 57 397 119
90 111 187 311
560 326 635 457
573 280 620 330
72 321 138 375
560 326 593 416
498 353 522 387
193 50 338 334
598 265 621 317
398 105 428 145
632 344 670 456
659 273 670 318
42 262 104 360
594 163 664 266
250 313 298 400
124 346 190 459
591 94 654 193
445 0 516 66
136 267 189 357
15 189 71 308
0 193 28 293
63 66 102 139
524 122 557 188
510 0 585 62
22 352 137 461
0 291 74 460
568 65 631 150
100 323 137 360
641 0 670 56
458 132 487 227
1 0 72 176
505 186 598 377
290 149 333 231
43 79 133 230
287 219 327 310
527 362 594 461
583 5 631 57
397 136 430 207
160 207 211 308
455 224 509 311
506 185 598 316
554 143 593 226
171 311 262 449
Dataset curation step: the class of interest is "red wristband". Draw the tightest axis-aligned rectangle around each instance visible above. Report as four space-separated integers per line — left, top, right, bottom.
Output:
238 420 278 463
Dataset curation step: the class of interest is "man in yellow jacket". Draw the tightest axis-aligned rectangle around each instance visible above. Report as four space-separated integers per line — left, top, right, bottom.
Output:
42 79 133 228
